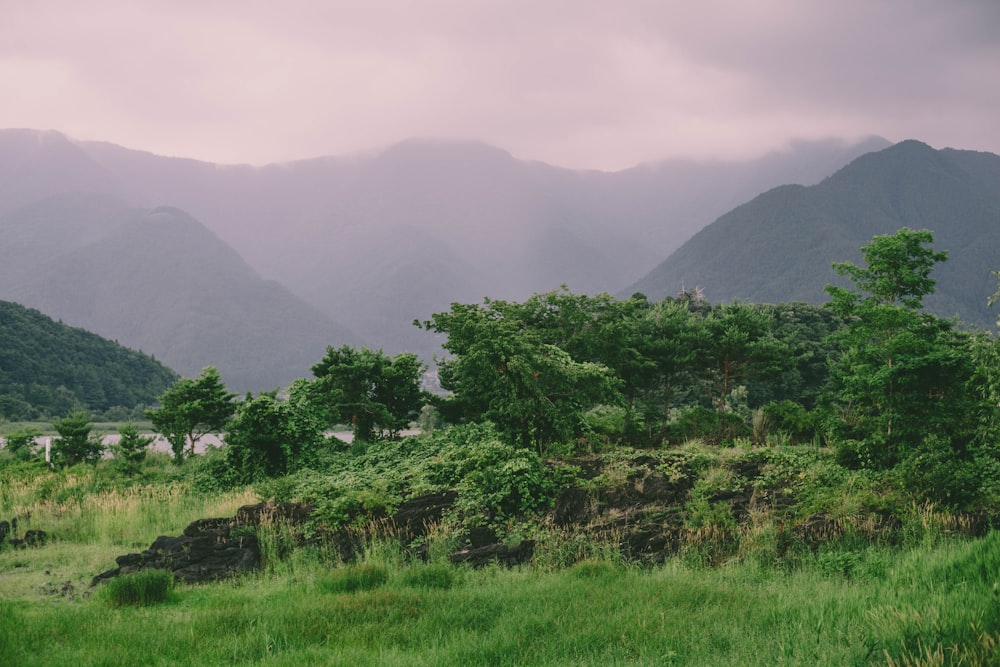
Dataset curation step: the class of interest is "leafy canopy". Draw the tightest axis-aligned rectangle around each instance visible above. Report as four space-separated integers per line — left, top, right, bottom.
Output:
146 367 236 462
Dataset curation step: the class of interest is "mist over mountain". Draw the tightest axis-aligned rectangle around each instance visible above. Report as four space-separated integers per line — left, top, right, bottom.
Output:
0 194 358 391
627 141 1000 330
0 128 890 368
1 129 885 358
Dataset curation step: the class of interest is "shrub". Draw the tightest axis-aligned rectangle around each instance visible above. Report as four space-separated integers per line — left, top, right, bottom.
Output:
318 563 389 593
102 569 173 607
664 407 750 445
762 400 816 443
399 563 457 590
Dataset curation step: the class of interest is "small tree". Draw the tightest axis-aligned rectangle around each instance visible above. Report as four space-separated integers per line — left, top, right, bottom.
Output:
51 411 104 467
3 427 41 462
147 367 235 462
311 346 426 442
112 421 155 474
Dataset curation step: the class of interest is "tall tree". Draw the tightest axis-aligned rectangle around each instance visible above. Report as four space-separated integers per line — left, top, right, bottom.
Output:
311 346 426 442
698 302 788 414
147 367 236 462
420 298 621 452
825 228 973 466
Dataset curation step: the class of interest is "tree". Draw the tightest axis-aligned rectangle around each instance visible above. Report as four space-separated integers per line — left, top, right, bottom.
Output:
311 346 426 442
3 427 41 462
825 228 973 466
50 410 104 467
698 303 788 415
827 227 947 310
224 380 327 482
147 367 236 462
420 298 621 452
111 421 155 474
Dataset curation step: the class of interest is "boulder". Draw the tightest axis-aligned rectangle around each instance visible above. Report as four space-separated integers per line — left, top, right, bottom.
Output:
92 502 312 586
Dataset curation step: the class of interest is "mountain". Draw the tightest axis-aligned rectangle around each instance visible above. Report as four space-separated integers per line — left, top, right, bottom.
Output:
0 300 178 419
627 141 1000 329
0 128 889 361
0 194 359 391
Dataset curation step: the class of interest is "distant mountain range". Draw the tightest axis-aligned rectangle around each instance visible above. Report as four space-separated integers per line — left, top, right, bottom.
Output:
627 140 1000 330
0 128 889 378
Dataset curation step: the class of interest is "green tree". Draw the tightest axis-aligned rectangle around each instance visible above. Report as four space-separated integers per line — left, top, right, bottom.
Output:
698 303 788 416
111 421 155 473
825 228 974 467
311 346 426 442
50 410 104 467
224 379 327 482
147 367 236 462
420 298 621 453
3 427 41 462
828 227 947 310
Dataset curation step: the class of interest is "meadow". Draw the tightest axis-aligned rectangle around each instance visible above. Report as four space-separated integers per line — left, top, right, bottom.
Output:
1 452 998 667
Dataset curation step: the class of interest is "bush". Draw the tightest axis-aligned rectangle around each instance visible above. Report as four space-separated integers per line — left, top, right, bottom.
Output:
318 563 389 593
762 400 816 443
102 570 173 607
898 435 983 509
663 407 750 445
399 563 457 590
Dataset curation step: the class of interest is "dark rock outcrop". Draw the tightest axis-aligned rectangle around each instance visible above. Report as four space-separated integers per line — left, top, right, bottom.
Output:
92 502 312 586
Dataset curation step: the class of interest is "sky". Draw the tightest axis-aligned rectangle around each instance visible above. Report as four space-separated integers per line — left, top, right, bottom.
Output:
1 0 998 171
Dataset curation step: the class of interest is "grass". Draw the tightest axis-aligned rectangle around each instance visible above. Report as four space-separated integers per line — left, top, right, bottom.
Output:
1 448 999 665
2 532 999 665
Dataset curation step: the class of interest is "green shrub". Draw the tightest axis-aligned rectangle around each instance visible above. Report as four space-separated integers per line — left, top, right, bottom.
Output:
664 407 749 445
399 563 457 590
762 400 816 443
898 435 983 509
102 569 173 607
318 563 389 593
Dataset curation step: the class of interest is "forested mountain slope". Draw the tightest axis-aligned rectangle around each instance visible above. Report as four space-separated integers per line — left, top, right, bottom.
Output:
0 300 178 419
628 141 1000 330
0 195 359 391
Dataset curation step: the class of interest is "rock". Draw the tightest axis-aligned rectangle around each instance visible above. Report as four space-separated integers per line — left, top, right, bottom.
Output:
388 491 457 540
92 502 312 586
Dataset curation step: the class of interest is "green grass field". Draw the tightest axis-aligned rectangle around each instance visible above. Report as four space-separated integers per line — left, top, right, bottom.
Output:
1 459 998 666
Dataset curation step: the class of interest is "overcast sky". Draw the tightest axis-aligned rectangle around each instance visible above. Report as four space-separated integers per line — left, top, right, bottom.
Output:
1 0 998 170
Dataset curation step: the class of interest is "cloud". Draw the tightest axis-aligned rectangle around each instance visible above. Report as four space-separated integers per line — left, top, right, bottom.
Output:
0 0 997 169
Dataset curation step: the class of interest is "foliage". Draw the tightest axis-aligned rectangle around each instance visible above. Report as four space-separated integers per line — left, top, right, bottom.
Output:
110 421 155 474
147 366 236 462
825 228 977 467
101 569 174 607
311 345 426 442
2 428 42 463
50 410 104 467
0 300 178 419
223 380 327 483
420 296 622 452
267 424 563 530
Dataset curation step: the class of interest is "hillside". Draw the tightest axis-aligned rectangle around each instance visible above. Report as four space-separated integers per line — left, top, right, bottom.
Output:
0 129 886 360
0 195 359 391
0 300 178 419
627 141 1000 329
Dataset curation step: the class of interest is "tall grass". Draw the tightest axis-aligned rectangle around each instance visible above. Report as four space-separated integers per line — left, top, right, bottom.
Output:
2 532 999 665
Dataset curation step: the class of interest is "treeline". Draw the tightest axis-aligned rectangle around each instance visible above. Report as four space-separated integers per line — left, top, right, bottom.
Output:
12 229 999 513
0 300 178 419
